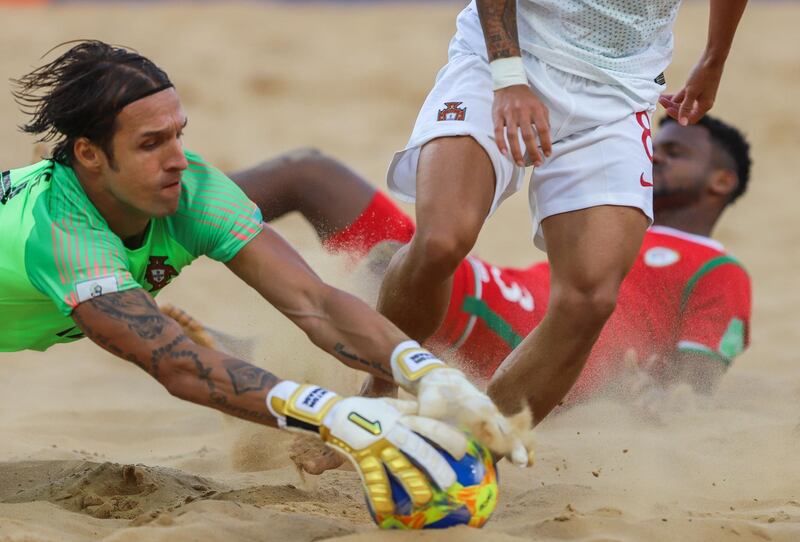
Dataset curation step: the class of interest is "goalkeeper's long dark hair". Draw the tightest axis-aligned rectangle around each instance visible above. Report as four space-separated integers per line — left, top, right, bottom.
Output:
11 40 173 166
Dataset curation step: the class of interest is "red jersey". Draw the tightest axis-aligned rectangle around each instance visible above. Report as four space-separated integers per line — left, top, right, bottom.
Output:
427 256 549 381
572 226 751 398
328 194 752 396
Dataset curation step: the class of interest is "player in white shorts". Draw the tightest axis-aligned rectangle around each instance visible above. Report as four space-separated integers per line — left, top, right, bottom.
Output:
378 0 748 422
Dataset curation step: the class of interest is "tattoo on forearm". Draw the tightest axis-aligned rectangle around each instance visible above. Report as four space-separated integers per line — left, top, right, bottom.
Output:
477 0 520 61
334 343 393 378
73 307 146 370
209 392 272 422
75 289 279 426
223 359 278 395
149 334 189 378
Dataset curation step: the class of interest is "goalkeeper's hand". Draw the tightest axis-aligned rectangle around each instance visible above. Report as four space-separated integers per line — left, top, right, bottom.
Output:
267 381 468 516
390 341 535 467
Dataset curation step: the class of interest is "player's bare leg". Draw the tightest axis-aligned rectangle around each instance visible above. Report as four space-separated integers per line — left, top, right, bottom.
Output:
229 149 374 239
377 136 495 341
487 205 648 422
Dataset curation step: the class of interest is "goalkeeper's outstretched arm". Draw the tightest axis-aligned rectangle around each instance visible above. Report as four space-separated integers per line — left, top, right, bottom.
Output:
72 288 281 426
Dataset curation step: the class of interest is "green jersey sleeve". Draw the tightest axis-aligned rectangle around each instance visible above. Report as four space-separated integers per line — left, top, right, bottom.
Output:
170 150 263 262
24 170 143 316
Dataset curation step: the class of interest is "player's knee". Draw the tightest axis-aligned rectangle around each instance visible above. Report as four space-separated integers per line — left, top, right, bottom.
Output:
281 148 351 188
258 147 327 181
550 285 618 330
411 230 473 277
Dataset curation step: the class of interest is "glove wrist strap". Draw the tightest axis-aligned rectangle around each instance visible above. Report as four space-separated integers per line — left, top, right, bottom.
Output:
266 380 342 435
390 340 446 392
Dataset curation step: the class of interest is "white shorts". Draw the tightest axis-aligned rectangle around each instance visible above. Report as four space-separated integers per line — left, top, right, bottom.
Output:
387 15 657 250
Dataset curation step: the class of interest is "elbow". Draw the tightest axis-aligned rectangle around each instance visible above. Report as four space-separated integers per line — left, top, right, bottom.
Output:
289 283 338 342
154 362 193 401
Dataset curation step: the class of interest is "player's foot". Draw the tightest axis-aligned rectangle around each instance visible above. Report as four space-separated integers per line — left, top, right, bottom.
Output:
159 304 219 349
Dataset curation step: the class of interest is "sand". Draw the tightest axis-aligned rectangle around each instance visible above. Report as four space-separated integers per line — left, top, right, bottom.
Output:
1 2 799 541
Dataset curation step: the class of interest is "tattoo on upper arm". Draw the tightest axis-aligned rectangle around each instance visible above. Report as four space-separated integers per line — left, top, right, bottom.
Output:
477 0 520 61
86 290 165 339
334 343 393 378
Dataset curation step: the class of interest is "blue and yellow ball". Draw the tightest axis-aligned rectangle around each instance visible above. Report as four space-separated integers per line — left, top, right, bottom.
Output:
367 436 499 529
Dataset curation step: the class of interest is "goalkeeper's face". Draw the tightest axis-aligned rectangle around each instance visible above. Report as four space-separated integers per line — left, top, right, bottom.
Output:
100 88 189 218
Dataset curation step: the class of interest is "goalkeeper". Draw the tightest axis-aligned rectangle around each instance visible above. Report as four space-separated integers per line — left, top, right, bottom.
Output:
0 41 534 512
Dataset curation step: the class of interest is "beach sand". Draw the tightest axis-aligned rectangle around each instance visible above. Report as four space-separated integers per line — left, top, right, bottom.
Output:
0 2 798 540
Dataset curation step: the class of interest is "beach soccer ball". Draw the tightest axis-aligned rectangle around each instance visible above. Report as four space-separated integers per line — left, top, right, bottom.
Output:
368 435 499 529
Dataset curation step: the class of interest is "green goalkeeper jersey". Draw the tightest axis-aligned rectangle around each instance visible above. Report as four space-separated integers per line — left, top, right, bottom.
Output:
0 150 263 351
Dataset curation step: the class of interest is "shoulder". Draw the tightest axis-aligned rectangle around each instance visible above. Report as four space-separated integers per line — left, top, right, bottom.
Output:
2 160 55 204
168 149 262 260
680 251 751 314
175 150 259 221
178 149 253 206
644 227 748 274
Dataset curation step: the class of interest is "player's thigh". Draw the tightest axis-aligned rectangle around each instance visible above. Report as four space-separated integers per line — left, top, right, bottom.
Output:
387 53 525 245
414 136 495 243
227 150 319 219
543 205 648 294
529 110 655 255
536 112 654 291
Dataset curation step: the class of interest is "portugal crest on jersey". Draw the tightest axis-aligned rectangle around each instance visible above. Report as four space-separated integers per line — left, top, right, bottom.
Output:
145 256 178 291
437 102 467 121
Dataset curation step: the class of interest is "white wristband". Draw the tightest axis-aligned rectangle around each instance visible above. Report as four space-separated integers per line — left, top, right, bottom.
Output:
390 340 445 391
266 380 340 431
489 56 528 90
266 380 301 428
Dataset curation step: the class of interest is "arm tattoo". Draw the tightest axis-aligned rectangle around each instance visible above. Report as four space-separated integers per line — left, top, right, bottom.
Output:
75 289 281 425
85 289 165 339
223 359 278 395
149 334 193 379
334 343 393 378
476 0 520 61
208 392 273 422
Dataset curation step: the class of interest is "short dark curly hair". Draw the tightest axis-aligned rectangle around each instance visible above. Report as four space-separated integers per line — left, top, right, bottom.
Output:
11 40 172 166
659 114 751 205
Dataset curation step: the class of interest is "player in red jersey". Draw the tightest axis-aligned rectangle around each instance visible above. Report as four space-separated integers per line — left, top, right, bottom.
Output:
225 115 751 405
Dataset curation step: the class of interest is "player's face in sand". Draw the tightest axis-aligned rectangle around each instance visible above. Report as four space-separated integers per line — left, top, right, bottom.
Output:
652 122 715 211
101 88 188 218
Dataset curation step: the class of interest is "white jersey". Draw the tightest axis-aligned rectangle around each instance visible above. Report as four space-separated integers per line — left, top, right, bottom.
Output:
460 0 681 102
517 0 681 84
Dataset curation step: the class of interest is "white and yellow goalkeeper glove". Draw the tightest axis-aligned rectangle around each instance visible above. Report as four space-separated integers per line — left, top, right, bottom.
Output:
390 340 534 467
267 380 468 515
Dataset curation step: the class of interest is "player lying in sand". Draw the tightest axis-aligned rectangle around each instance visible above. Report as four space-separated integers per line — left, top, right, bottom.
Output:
0 41 534 515
222 114 752 404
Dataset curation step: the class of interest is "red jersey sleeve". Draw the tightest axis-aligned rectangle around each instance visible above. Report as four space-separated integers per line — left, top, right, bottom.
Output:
676 257 752 366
